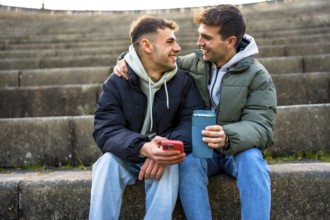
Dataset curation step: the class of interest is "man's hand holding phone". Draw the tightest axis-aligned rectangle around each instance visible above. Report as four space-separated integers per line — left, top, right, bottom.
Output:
138 136 185 180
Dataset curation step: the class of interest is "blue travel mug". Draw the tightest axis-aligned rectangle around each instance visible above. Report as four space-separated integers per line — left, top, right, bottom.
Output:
192 110 216 158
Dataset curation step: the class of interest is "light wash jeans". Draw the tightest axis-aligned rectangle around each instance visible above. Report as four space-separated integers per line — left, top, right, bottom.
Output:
179 148 271 220
89 152 179 220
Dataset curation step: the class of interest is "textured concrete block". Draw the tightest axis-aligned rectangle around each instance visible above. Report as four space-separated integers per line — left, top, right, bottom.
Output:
0 177 19 220
0 58 40 70
71 116 101 166
0 117 73 167
0 84 99 118
259 57 303 74
0 70 19 87
272 72 330 105
270 163 330 220
39 55 113 69
272 104 330 156
304 54 330 73
20 67 111 86
1 163 329 220
19 171 91 220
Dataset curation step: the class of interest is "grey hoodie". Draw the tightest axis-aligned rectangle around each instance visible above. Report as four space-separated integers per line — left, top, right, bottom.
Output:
124 45 177 136
208 34 259 110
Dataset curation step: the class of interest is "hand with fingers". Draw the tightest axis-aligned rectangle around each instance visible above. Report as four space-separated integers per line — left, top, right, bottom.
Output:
201 125 229 149
138 136 186 180
113 59 129 80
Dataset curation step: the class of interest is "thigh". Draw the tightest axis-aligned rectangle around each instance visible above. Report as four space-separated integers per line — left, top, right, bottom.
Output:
206 150 226 176
225 148 269 178
93 152 141 181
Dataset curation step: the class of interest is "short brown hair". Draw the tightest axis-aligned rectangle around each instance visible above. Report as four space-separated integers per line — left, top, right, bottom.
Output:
194 5 246 47
130 15 179 49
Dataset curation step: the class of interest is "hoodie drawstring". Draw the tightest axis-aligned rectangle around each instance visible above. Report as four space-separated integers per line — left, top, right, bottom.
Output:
147 77 170 132
164 78 169 109
148 77 153 132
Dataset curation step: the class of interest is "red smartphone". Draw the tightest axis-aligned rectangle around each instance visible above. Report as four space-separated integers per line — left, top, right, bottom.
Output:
161 140 184 153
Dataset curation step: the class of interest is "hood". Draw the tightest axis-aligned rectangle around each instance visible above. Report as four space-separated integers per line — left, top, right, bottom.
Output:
208 34 259 110
124 45 177 135
222 34 259 70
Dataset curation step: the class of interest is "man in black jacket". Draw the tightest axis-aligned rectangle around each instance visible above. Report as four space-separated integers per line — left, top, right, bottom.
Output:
89 15 204 220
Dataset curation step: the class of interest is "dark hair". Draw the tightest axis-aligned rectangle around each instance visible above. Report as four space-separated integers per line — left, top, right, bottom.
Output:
130 15 179 49
194 4 246 47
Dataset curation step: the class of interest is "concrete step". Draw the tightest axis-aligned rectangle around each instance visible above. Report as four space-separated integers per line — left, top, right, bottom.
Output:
0 47 123 59
0 52 329 72
271 72 330 105
259 54 330 74
0 104 329 168
1 72 328 118
251 26 330 39
0 55 113 70
1 40 330 60
0 0 328 39
1 31 329 54
1 19 328 48
0 66 112 87
0 84 101 117
257 43 330 57
1 162 329 219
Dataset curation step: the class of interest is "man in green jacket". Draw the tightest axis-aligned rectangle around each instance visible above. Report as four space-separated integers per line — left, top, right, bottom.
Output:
114 4 277 220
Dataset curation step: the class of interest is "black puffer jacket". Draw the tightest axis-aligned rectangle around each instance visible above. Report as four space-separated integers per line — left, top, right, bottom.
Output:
93 66 205 163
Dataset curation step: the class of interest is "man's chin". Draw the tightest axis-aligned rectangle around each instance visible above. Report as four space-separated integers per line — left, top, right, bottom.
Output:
202 55 210 61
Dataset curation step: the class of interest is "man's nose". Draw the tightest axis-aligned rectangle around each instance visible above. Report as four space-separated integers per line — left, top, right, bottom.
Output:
173 42 181 52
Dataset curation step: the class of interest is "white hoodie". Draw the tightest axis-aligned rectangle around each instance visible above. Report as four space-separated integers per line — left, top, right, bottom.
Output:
208 34 259 110
124 45 177 136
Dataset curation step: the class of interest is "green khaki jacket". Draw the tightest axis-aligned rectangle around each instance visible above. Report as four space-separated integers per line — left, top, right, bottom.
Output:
177 50 277 155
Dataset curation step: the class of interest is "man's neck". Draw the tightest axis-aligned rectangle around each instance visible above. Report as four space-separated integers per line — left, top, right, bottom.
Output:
147 71 163 82
215 50 236 68
140 57 163 82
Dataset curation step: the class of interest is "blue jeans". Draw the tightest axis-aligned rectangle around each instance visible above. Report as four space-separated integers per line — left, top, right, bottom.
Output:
89 152 179 220
179 148 271 220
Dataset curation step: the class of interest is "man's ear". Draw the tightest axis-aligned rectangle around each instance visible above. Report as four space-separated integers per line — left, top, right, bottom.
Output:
141 39 152 53
226 36 237 50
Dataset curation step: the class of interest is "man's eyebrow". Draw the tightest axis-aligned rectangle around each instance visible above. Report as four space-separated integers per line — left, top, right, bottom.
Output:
166 37 176 42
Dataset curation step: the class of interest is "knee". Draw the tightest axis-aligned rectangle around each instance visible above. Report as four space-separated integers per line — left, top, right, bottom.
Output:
93 152 123 173
235 148 269 174
236 148 263 163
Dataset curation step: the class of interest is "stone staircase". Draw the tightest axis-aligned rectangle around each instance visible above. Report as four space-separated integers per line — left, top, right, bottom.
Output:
0 0 330 219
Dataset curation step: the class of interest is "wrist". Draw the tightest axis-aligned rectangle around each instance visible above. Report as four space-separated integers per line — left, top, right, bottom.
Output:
223 136 230 150
138 143 148 158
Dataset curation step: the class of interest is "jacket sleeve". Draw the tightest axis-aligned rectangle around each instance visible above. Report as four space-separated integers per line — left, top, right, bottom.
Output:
221 65 277 155
166 73 206 153
93 76 149 163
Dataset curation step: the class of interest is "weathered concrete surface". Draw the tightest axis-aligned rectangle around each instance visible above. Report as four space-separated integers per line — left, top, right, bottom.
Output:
71 116 102 166
259 56 303 74
0 175 19 220
0 163 329 219
0 117 73 167
257 43 330 57
0 84 100 118
271 104 330 157
1 71 328 118
20 66 111 86
0 70 19 87
1 104 329 168
0 67 112 88
272 72 330 105
0 55 114 70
